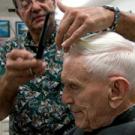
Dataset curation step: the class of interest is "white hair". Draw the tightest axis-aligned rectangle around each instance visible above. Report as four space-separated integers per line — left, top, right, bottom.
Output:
65 32 135 89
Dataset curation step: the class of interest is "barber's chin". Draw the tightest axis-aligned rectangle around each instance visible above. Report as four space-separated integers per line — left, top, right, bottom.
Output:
32 23 44 31
32 19 44 29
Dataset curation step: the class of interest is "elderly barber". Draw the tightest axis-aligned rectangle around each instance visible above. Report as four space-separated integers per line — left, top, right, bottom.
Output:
0 0 74 134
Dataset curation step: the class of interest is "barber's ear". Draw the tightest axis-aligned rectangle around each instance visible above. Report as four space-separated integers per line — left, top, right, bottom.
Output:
15 9 23 20
16 10 21 18
108 77 129 109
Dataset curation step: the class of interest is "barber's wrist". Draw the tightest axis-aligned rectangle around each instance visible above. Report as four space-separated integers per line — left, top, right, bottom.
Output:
0 75 19 99
3 74 19 87
0 97 14 120
103 5 121 31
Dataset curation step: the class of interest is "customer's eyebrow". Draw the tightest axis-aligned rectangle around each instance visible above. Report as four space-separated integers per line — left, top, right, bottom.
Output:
62 77 83 87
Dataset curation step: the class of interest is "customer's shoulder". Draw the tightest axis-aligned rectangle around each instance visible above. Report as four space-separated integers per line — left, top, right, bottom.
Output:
98 121 135 135
66 128 77 135
66 127 84 135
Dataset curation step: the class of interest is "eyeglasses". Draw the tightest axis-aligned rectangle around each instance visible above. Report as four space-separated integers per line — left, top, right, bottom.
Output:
17 0 47 10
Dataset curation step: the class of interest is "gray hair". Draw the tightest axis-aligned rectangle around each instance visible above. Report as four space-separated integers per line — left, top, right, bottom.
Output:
65 32 135 89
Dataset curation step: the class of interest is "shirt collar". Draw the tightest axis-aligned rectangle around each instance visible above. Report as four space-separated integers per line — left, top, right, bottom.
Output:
24 31 56 53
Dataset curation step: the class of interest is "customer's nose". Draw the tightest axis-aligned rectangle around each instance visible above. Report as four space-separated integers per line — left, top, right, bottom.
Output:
62 89 74 104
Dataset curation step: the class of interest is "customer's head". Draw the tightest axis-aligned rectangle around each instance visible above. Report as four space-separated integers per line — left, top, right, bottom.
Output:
12 0 56 34
61 32 135 132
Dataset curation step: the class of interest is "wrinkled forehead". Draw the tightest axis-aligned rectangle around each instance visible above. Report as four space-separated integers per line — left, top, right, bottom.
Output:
14 0 55 7
62 55 91 78
16 0 55 2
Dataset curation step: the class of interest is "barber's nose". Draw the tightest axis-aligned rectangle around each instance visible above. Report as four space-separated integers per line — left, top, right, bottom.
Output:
62 89 73 104
31 0 41 10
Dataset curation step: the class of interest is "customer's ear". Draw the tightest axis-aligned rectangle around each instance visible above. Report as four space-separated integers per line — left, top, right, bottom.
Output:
108 77 129 109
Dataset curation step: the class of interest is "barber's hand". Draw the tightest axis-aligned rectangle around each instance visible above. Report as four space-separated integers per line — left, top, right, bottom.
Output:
0 49 47 120
55 0 114 52
5 49 46 87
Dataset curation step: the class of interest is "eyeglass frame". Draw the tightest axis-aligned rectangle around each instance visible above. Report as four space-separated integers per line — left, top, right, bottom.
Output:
15 0 48 10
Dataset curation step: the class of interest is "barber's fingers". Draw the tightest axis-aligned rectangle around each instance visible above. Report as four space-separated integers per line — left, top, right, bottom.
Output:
56 13 75 48
56 6 90 48
56 0 71 13
6 49 34 60
7 69 33 77
5 49 47 86
6 57 46 71
6 61 46 77
5 59 46 85
63 13 88 40
6 49 46 76
30 61 47 75
60 20 82 50
6 58 32 70
5 69 35 85
56 12 90 51
62 24 88 52
7 66 45 77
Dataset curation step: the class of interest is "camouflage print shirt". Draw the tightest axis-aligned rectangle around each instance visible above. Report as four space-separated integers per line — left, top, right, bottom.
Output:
0 32 74 135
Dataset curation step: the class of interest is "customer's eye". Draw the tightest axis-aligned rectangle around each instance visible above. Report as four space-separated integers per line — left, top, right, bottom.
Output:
69 83 78 90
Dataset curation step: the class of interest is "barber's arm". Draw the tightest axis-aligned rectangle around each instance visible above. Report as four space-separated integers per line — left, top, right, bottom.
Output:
0 49 46 120
56 1 135 51
0 74 18 120
116 11 135 42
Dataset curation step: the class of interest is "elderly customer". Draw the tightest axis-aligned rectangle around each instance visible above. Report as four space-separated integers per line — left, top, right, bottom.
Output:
61 32 135 135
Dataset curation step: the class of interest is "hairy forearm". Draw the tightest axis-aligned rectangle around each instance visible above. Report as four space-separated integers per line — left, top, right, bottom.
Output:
116 12 135 42
0 75 18 120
